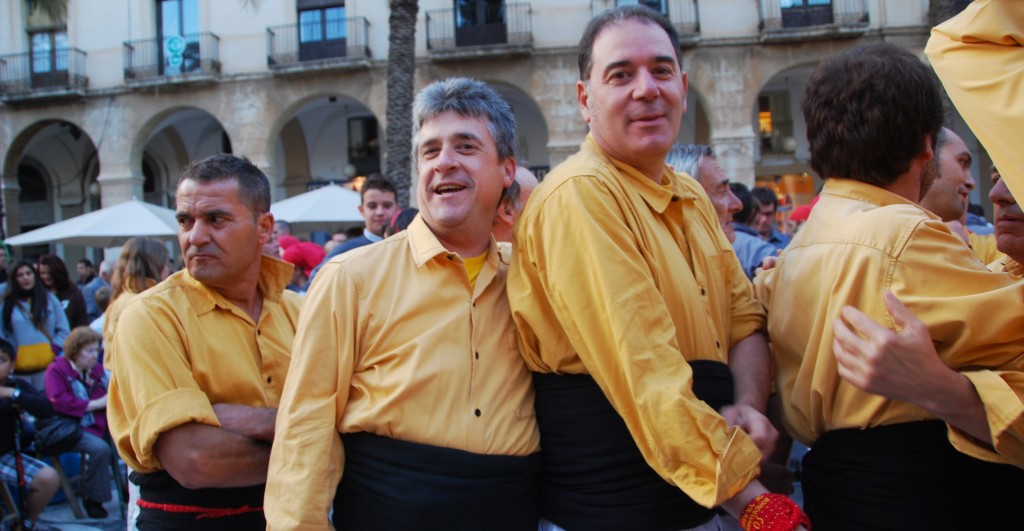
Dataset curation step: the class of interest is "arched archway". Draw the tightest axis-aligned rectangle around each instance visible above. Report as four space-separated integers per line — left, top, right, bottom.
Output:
3 119 100 260
135 107 231 207
490 82 551 176
270 94 381 200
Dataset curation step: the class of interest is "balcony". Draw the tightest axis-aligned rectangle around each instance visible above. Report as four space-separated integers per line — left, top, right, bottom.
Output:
0 48 87 104
590 1 701 46
426 3 532 61
123 32 221 86
759 0 868 43
268 16 371 74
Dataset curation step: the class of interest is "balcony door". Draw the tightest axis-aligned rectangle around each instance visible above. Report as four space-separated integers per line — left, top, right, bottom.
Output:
30 30 68 88
299 2 347 61
158 0 200 75
780 0 834 28
617 0 668 16
455 0 507 47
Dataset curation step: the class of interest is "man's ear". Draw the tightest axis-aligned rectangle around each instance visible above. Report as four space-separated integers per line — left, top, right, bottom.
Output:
577 80 591 124
257 212 275 247
502 157 516 189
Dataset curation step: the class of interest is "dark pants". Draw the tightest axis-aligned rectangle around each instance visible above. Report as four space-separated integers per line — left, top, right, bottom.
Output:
802 421 1024 531
334 432 542 531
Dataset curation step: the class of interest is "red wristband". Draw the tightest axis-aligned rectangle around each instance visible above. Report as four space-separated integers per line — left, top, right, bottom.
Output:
739 493 811 531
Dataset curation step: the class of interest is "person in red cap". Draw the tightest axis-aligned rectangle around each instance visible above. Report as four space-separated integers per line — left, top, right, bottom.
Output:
281 241 325 292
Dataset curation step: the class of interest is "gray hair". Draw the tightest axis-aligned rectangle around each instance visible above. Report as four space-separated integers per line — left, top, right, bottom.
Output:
411 78 517 162
665 144 713 180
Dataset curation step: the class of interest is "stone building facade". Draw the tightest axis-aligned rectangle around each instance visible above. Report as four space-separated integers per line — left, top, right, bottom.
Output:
0 0 980 259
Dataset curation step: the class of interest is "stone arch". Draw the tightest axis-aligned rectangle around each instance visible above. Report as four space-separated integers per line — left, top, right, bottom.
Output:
488 80 550 172
2 119 100 263
266 92 382 199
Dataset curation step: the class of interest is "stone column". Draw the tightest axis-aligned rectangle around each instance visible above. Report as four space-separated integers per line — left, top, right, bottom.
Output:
97 167 145 207
710 130 758 188
1 176 22 238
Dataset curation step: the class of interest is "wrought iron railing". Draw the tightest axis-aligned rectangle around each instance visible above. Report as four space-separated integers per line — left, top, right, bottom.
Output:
426 3 532 51
123 32 220 82
0 47 87 97
590 0 700 35
759 0 868 31
267 16 370 68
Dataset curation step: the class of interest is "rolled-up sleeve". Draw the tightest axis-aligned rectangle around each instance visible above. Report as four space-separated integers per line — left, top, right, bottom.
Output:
265 261 353 530
107 300 220 473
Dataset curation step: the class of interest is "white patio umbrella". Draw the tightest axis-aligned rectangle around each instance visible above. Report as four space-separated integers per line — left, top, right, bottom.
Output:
4 199 178 247
270 184 364 229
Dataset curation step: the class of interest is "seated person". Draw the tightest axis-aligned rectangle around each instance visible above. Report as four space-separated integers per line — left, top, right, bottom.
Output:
0 338 59 530
43 327 113 519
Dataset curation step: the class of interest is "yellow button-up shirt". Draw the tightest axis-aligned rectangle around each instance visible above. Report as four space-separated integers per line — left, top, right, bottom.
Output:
265 215 539 530
508 136 764 510
927 0 1024 200
108 256 301 473
755 178 1024 465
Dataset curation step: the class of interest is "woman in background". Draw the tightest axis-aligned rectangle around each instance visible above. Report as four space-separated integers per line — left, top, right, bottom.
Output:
44 326 113 519
102 237 170 369
38 255 88 329
0 260 70 390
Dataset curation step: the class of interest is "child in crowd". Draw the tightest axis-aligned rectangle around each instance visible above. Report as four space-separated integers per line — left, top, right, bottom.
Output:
0 337 59 530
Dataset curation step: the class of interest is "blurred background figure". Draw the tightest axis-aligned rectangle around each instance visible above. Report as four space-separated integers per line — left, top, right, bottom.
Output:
1 260 69 390
44 326 113 519
103 237 171 370
385 208 420 238
38 255 89 329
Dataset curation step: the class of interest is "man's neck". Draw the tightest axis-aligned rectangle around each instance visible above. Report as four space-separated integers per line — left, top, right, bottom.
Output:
880 172 923 203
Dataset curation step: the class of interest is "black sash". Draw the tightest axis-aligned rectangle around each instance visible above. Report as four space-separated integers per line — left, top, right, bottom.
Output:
132 470 266 530
802 420 1024 531
532 360 735 531
333 432 542 531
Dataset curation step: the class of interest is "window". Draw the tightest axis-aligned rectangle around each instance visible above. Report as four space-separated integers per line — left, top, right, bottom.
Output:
298 2 347 61
616 0 667 15
157 0 200 75
28 30 69 88
454 0 507 47
780 0 833 28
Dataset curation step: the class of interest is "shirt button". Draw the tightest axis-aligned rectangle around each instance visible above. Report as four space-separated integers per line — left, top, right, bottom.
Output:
266 376 272 384
447 254 455 260
671 196 680 202
700 287 706 296
715 341 721 349
475 352 479 360
474 409 481 417
257 330 262 336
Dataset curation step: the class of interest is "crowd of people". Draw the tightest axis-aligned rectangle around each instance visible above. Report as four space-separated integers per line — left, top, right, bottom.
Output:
2 1 1024 530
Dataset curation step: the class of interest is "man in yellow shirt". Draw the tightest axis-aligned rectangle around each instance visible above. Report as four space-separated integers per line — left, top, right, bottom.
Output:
264 77 541 530
509 6 807 531
108 154 302 529
754 43 1024 529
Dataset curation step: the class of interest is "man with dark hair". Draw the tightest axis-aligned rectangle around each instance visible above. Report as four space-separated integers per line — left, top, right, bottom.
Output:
920 127 976 224
108 154 302 529
750 187 790 250
266 78 540 529
731 182 777 279
76 258 109 322
754 43 1024 529
305 175 399 286
510 6 803 531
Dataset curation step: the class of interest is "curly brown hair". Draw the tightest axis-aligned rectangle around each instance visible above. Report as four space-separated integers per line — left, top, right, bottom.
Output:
803 43 943 187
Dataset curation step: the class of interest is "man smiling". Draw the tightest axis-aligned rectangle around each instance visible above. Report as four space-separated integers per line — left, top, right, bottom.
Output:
265 78 540 530
509 5 801 531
